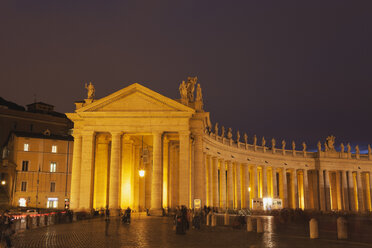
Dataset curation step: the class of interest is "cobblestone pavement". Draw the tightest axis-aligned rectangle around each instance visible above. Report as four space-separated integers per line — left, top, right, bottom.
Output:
12 216 372 248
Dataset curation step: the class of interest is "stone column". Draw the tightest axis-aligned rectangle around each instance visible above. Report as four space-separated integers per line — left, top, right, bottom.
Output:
194 133 206 207
179 131 190 207
253 166 259 202
341 170 349 211
212 157 219 208
235 162 241 209
324 170 331 211
280 168 288 208
262 166 268 198
227 161 234 209
150 132 163 215
243 164 250 209
79 131 95 211
272 167 278 198
219 159 226 209
347 171 356 212
303 169 309 209
356 171 365 212
70 132 82 210
292 169 299 209
162 138 169 210
109 131 121 215
318 170 326 211
206 155 213 207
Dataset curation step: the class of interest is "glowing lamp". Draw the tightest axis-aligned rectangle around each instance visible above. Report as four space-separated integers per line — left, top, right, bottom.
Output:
1 181 5 185
248 187 251 192
139 170 145 177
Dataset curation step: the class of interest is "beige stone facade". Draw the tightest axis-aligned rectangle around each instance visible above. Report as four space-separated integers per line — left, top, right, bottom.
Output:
67 81 372 214
7 132 73 209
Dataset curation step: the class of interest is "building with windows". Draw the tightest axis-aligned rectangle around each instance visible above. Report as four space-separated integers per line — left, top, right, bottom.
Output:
67 80 372 215
5 131 73 209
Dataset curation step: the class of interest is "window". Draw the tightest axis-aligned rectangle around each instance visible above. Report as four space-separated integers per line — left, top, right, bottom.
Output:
19 198 27 207
24 143 29 151
47 198 58 208
50 162 56 172
22 161 29 171
51 145 57 153
50 182 56 192
21 182 27 192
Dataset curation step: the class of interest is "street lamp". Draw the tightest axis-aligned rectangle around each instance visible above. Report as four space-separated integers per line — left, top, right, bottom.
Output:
139 170 145 177
1 181 5 185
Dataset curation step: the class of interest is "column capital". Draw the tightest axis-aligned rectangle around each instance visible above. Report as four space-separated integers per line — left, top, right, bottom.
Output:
110 131 122 137
81 130 95 136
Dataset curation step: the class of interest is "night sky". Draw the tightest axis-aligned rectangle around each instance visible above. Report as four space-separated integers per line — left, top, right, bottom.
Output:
1 1 372 152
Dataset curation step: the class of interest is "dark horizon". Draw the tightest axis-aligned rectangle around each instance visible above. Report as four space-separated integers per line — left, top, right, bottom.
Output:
1 0 371 151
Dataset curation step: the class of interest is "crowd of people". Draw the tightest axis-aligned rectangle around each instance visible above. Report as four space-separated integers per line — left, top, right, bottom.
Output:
0 211 15 248
174 206 214 234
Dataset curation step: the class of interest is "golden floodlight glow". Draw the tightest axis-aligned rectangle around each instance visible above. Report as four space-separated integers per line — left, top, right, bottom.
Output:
1 181 5 185
248 187 251 192
139 170 145 177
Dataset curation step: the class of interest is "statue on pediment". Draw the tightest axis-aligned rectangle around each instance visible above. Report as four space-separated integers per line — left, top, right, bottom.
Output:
317 141 322 152
186 76 197 102
85 82 95 99
368 144 371 154
355 145 360 154
179 81 188 104
340 143 345 153
221 126 225 138
271 138 276 148
196 84 203 102
326 135 336 151
262 137 266 147
282 140 286 150
236 131 240 143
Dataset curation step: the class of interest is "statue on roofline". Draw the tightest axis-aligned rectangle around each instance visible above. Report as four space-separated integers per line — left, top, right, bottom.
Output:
271 138 276 148
179 81 188 104
347 143 351 153
340 143 345 153
243 133 248 144
227 128 233 139
186 76 197 102
214 123 219 136
85 82 95 99
326 135 336 151
262 137 266 147
317 141 322 152
302 142 307 152
236 131 240 143
282 140 286 150
253 135 257 146
221 126 225 138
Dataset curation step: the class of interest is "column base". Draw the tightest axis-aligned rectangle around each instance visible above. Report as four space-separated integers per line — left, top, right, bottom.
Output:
149 208 163 216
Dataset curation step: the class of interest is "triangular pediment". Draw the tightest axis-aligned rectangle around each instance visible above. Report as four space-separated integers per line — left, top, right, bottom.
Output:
76 83 195 113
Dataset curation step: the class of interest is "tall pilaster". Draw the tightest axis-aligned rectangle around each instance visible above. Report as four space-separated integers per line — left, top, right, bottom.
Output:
219 159 226 209
341 170 349 211
193 133 206 207
227 161 234 209
109 131 121 215
280 168 288 208
150 132 163 215
292 169 299 209
235 162 241 209
79 131 95 211
324 170 331 211
347 171 356 212
212 157 219 208
206 155 213 207
272 167 278 198
253 166 259 202
243 164 250 209
356 171 365 212
303 169 309 209
70 132 82 210
179 131 190 207
318 170 326 211
262 166 268 198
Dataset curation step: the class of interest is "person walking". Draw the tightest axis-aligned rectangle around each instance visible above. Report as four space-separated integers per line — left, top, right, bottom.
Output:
105 206 110 222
